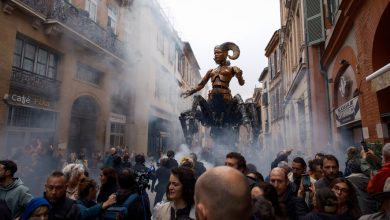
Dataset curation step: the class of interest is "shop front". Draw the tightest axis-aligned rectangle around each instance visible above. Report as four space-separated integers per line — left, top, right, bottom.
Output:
4 91 57 157
334 65 363 150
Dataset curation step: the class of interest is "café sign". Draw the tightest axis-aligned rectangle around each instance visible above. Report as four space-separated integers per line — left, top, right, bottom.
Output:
5 93 52 109
335 96 361 127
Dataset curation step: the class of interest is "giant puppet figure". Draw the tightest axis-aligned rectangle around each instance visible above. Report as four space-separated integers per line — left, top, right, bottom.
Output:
180 42 261 148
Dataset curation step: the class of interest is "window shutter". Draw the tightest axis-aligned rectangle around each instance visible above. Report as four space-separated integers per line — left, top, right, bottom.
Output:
305 0 325 45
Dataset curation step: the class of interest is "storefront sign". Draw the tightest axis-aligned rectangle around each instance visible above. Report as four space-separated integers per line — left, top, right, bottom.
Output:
335 97 361 127
110 112 126 123
5 93 52 109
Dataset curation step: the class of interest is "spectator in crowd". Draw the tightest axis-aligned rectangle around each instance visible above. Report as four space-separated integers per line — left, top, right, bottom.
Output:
252 196 276 220
251 181 285 219
360 146 382 176
315 153 325 161
225 152 256 188
246 163 264 183
44 171 81 220
180 156 195 170
153 166 196 219
121 153 132 170
76 178 116 220
195 166 251 220
20 197 51 220
288 157 314 196
344 147 361 177
104 147 122 172
247 170 264 183
116 169 151 220
75 153 88 172
62 163 85 200
97 167 117 203
298 188 340 220
315 155 340 189
269 167 309 220
360 177 390 220
345 159 378 215
225 152 247 173
277 161 292 174
246 163 258 173
132 154 152 210
189 153 206 178
133 154 149 174
151 158 171 206
166 150 179 170
0 160 33 219
330 178 362 220
367 143 390 194
308 159 323 181
271 149 293 169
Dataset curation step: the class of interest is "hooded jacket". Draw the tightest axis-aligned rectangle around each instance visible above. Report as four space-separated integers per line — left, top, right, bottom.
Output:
0 177 33 219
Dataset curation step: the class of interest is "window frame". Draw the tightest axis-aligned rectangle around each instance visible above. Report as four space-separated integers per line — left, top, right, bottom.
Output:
12 37 58 80
85 0 98 22
107 5 118 34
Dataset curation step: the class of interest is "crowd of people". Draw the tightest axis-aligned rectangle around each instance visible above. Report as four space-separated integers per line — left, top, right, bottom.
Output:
0 143 389 220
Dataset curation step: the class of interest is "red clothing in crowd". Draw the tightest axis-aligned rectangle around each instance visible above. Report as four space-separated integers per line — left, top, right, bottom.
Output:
367 162 390 194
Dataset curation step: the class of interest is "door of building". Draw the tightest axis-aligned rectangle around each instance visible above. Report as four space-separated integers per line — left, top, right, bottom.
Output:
68 96 99 154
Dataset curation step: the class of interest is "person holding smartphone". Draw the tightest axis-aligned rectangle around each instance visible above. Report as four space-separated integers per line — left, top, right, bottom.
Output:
288 157 308 196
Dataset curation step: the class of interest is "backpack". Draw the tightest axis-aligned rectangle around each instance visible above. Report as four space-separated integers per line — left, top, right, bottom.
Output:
103 193 138 220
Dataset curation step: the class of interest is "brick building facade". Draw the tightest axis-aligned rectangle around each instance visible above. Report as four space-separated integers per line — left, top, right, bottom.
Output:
322 0 390 150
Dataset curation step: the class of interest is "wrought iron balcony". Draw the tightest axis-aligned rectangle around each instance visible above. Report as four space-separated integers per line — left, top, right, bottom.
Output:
10 66 60 99
17 0 126 59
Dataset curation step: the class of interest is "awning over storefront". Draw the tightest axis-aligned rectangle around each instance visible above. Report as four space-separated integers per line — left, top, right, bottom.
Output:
366 63 390 92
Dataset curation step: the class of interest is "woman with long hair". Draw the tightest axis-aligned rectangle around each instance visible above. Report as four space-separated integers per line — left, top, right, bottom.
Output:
330 178 362 220
76 178 116 220
62 163 85 200
97 167 117 203
153 166 196 220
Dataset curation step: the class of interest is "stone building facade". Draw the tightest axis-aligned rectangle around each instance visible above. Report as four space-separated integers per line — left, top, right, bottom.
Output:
0 0 203 158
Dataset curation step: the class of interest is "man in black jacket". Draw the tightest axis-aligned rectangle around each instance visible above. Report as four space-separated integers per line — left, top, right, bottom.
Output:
270 167 309 220
44 171 81 220
166 150 178 170
190 153 206 178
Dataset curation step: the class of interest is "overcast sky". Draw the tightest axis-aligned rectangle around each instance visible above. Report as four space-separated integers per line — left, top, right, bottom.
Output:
157 0 281 99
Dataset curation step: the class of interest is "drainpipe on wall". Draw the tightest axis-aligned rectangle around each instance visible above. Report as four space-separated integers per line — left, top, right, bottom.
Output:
318 47 333 147
303 2 312 152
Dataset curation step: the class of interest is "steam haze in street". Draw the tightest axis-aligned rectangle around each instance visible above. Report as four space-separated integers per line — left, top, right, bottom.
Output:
158 0 281 99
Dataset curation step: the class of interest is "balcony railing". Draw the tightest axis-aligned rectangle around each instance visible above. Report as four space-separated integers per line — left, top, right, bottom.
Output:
10 66 60 98
18 0 126 59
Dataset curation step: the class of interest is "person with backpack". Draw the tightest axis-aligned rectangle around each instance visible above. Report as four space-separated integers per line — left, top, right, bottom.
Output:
104 169 151 220
76 178 116 220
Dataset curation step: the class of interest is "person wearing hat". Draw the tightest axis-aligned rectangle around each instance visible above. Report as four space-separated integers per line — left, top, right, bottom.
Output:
359 177 390 220
20 197 51 220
